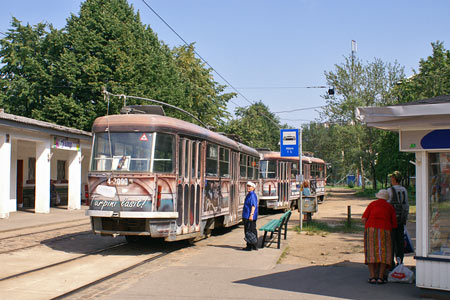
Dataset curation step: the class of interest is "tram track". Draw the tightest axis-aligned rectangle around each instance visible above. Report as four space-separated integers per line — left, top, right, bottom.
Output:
0 231 92 255
0 221 92 254
50 245 183 300
0 242 128 282
0 221 90 241
0 238 185 300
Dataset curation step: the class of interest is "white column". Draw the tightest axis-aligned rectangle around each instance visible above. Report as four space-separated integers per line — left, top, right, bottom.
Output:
35 140 51 213
9 138 17 212
0 133 11 218
68 150 81 210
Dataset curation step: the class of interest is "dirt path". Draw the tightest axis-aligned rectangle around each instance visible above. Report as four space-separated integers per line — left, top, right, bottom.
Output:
280 188 416 267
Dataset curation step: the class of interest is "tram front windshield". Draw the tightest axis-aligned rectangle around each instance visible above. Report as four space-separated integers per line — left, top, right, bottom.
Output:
91 132 174 173
259 160 277 179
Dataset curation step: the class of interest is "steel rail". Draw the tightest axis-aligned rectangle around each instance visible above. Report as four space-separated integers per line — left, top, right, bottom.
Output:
0 242 128 282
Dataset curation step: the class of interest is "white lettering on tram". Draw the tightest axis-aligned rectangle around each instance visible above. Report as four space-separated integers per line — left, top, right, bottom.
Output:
92 198 151 210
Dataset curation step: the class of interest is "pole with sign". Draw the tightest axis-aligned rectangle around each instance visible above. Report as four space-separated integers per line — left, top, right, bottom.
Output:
280 129 303 230
298 129 303 230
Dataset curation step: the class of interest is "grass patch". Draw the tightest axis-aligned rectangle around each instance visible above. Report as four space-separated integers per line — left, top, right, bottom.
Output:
293 219 364 235
277 245 290 264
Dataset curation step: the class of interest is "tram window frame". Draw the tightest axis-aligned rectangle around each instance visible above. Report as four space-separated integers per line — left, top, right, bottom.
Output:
191 142 196 179
206 143 218 177
247 157 253 179
197 142 201 179
184 140 190 178
254 159 260 179
240 154 247 178
152 133 175 173
291 162 298 179
219 147 230 178
178 139 183 176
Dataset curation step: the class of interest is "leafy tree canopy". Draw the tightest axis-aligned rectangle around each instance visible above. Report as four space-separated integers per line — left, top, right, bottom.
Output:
0 0 235 131
221 101 285 151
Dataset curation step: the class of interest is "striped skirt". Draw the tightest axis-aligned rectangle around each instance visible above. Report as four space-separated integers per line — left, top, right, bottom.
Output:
364 227 393 265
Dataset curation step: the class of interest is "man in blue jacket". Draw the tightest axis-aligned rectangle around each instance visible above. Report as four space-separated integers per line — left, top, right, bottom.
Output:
242 181 258 251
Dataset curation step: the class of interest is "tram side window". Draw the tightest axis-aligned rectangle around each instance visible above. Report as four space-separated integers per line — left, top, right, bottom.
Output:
247 157 254 179
206 144 218 176
240 154 247 178
191 143 196 178
291 162 298 179
219 147 230 178
267 160 277 179
318 164 324 178
254 159 259 179
178 140 183 176
152 133 174 173
248 157 259 179
311 164 318 178
197 143 201 178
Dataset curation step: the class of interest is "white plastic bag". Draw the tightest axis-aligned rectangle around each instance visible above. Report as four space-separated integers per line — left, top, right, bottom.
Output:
388 264 414 283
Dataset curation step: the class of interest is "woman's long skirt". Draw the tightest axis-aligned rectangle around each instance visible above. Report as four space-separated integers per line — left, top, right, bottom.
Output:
364 227 393 265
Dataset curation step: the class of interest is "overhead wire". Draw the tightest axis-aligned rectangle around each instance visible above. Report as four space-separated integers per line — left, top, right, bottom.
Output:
140 0 280 129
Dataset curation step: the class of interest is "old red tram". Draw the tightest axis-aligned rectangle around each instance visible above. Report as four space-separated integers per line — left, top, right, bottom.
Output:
86 108 259 242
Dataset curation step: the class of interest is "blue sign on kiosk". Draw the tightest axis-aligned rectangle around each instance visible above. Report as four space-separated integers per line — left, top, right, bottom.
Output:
280 129 299 157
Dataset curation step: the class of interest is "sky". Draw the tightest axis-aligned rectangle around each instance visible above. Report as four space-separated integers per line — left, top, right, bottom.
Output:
1 0 450 128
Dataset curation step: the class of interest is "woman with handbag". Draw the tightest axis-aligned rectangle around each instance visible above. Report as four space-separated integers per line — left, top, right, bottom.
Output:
242 181 258 251
362 189 397 284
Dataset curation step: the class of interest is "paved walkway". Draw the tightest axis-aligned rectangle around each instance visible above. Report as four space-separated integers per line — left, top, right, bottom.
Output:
0 207 426 299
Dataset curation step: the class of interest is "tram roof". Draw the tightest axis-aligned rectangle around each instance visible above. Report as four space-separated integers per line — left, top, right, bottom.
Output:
259 151 325 164
92 114 259 156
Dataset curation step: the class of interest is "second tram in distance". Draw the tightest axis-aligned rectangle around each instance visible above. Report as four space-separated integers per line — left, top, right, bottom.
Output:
258 150 326 210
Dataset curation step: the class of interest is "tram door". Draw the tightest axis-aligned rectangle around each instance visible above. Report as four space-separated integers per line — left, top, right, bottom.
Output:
278 162 290 208
229 151 239 223
177 139 201 234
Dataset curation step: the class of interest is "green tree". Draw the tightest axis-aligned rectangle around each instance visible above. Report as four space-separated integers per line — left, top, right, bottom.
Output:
222 101 283 150
0 19 61 118
395 41 450 102
1 0 235 131
321 55 405 190
172 44 235 128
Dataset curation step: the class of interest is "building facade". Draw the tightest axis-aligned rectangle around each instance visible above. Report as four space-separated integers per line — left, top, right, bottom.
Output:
0 110 92 218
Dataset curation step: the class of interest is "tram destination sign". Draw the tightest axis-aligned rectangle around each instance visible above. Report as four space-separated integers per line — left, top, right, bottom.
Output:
280 129 299 157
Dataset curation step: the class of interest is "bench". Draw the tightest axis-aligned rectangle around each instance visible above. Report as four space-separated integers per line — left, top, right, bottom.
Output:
259 210 292 249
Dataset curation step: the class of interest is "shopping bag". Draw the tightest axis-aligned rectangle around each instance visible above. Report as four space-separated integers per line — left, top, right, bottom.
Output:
244 231 257 245
388 264 414 283
404 227 414 254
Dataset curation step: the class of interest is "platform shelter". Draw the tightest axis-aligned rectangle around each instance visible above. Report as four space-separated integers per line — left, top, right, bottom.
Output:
356 95 450 292
0 109 92 218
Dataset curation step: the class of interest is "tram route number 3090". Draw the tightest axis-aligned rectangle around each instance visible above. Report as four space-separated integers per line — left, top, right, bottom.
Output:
107 177 129 186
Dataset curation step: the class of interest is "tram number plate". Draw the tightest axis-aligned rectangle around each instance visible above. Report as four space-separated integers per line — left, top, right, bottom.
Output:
107 177 129 186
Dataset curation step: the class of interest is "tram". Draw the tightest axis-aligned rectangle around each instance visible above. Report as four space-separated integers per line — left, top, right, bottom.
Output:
86 106 259 242
258 150 326 210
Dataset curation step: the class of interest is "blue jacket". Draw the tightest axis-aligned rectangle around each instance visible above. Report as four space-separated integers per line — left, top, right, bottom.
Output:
242 190 258 220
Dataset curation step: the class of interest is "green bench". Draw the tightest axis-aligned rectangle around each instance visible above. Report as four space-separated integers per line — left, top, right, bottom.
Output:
259 210 292 249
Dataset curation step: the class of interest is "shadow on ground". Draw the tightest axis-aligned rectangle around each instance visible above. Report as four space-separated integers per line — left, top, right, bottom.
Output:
234 261 421 300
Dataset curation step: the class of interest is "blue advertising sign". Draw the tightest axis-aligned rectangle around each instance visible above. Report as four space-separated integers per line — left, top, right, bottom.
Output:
280 129 299 157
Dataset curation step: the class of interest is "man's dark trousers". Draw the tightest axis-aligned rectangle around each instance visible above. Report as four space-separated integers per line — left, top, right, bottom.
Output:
392 224 404 265
243 218 257 249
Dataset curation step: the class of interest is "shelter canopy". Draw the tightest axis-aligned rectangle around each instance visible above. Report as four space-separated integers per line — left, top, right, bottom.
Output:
355 95 450 131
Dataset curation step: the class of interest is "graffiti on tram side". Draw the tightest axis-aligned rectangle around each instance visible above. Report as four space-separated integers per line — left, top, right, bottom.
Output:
204 180 230 213
90 196 152 211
